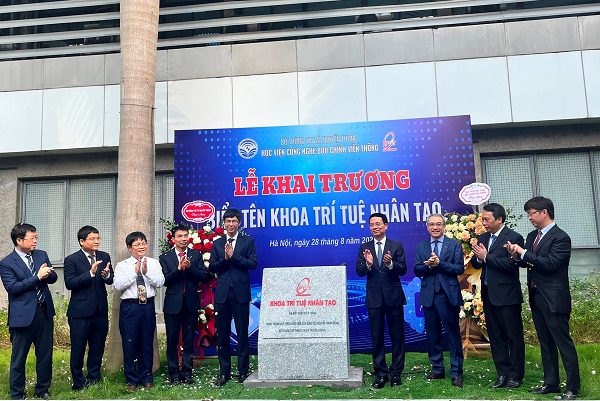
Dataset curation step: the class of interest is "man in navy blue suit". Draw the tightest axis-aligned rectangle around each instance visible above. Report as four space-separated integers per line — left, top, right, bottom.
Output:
356 212 407 388
159 224 212 385
414 214 465 387
64 225 113 391
507 197 580 400
209 208 258 387
0 223 58 400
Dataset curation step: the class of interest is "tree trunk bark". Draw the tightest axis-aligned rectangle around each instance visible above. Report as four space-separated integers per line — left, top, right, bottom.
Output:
105 0 160 373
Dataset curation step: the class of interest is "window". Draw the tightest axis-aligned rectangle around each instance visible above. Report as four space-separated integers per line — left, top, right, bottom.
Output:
22 174 174 265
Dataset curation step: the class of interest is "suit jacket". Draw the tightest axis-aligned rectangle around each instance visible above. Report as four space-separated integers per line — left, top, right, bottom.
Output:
64 249 113 318
160 248 211 314
209 234 258 304
356 238 407 308
471 227 524 306
0 249 57 327
414 237 464 308
517 224 572 314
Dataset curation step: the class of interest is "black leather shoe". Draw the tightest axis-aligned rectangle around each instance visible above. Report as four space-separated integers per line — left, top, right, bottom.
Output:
238 374 249 383
35 392 51 400
505 378 522 389
11 395 26 400
390 375 402 387
181 376 195 385
490 375 507 388
372 376 389 389
424 372 445 379
452 376 463 388
531 385 561 394
71 385 84 391
169 377 181 385
215 375 230 387
555 390 578 400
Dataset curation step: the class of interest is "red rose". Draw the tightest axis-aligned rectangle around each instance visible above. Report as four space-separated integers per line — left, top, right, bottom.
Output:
166 232 172 240
215 227 224 235
169 239 175 245
209 233 216 241
204 242 213 252
192 242 203 251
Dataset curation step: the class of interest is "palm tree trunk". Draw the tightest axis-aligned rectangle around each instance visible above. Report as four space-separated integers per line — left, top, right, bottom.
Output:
105 0 160 373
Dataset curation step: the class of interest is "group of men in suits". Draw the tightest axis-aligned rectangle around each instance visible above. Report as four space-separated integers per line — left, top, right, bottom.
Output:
0 208 258 397
357 197 580 399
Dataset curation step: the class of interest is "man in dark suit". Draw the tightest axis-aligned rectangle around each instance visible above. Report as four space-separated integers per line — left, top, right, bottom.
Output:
414 213 465 387
209 208 258 387
507 196 580 400
471 203 525 389
0 223 58 400
159 224 211 385
356 212 407 388
64 225 113 391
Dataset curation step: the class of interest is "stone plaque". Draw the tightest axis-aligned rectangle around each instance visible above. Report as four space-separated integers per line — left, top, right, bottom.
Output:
258 265 350 380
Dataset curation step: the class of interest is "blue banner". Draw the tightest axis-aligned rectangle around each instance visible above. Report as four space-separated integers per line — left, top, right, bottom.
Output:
174 116 475 353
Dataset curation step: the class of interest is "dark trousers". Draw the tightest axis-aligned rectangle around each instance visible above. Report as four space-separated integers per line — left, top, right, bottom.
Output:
119 300 156 386
531 290 580 392
423 290 463 378
9 304 53 399
215 288 250 377
68 309 109 388
164 305 196 379
368 305 405 377
482 285 525 380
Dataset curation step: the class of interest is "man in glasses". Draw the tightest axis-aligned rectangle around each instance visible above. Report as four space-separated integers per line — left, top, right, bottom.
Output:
209 208 258 387
113 232 165 392
64 225 113 391
414 214 465 388
0 223 57 400
506 197 580 400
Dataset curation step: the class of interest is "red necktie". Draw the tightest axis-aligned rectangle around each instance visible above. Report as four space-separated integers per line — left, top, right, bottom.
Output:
532 230 542 252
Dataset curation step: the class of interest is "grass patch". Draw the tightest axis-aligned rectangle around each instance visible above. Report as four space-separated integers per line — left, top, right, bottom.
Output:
0 344 598 399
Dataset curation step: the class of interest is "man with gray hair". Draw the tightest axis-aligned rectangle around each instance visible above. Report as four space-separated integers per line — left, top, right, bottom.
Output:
414 214 465 387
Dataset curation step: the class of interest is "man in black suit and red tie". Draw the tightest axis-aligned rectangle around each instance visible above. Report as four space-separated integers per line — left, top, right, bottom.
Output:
159 224 212 385
356 212 407 388
209 208 258 387
0 223 57 400
64 225 113 391
507 196 580 400
471 203 525 389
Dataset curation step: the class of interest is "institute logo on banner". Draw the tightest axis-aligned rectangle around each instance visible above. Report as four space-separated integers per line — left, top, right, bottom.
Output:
382 131 397 152
181 200 216 223
238 138 259 159
295 277 311 297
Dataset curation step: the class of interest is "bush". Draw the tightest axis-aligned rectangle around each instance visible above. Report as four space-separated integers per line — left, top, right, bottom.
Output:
522 271 600 345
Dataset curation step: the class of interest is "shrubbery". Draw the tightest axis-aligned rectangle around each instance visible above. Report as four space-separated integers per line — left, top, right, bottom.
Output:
522 271 600 345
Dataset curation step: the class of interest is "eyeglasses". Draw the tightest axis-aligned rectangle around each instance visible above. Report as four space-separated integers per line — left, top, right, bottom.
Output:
527 210 541 217
85 236 100 241
224 219 240 225
22 236 38 241
427 222 445 227
131 242 147 248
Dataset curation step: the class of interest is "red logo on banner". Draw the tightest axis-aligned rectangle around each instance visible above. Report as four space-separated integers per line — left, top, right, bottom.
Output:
382 132 397 152
296 277 311 296
181 200 216 223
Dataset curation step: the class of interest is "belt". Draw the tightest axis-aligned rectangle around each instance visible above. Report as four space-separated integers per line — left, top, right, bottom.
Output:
122 297 154 304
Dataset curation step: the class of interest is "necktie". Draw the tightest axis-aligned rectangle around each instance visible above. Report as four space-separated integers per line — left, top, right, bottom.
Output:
26 254 45 303
179 252 186 294
376 241 383 266
89 254 96 265
228 238 235 244
532 230 542 252
432 241 441 292
482 235 496 285
489 234 497 249
136 259 147 303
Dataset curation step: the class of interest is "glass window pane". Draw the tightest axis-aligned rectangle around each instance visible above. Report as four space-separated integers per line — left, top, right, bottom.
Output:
537 153 597 246
23 181 66 263
154 174 174 257
68 177 116 257
483 156 533 238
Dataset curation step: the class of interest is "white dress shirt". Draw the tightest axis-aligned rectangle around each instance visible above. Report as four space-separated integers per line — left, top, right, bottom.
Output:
113 256 165 300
